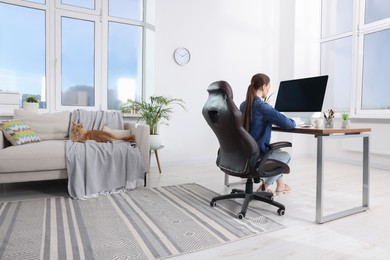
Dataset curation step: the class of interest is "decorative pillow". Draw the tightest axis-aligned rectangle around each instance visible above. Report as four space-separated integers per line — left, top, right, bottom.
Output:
102 126 132 139
0 120 41 146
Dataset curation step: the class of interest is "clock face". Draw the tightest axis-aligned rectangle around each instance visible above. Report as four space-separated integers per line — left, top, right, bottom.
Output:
174 48 191 65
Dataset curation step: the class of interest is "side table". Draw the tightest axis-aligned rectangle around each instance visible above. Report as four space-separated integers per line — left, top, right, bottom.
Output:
149 145 164 173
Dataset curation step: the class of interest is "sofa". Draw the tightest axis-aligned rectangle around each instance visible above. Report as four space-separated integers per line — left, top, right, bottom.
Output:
0 109 150 184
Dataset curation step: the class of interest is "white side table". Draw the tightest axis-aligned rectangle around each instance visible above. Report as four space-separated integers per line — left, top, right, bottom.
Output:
149 145 164 173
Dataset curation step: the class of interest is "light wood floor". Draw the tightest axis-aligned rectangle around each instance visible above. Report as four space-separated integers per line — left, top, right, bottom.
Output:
1 157 390 259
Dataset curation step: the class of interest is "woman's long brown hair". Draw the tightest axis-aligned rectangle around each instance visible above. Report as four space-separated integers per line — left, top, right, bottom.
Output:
242 73 270 131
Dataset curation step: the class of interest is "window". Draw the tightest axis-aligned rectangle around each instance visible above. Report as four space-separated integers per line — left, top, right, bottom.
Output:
0 2 46 108
321 0 390 117
321 37 352 111
61 17 96 107
0 0 154 113
361 29 390 110
107 22 142 110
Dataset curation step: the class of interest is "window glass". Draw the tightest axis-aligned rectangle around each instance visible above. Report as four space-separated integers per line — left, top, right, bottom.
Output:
61 0 95 10
109 0 143 21
321 0 353 37
61 17 95 106
361 29 390 110
107 22 142 110
0 3 46 108
320 37 352 111
365 0 390 24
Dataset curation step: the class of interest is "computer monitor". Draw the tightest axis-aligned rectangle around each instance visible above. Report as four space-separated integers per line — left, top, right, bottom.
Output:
274 75 328 125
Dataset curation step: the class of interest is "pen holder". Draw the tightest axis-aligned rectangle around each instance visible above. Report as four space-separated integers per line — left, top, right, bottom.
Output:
324 118 333 128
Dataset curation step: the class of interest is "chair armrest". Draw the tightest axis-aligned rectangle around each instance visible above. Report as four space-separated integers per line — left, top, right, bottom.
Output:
124 122 150 173
268 141 292 151
254 141 292 178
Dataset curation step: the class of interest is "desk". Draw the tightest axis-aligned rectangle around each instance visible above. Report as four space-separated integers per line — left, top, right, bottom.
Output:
273 126 371 223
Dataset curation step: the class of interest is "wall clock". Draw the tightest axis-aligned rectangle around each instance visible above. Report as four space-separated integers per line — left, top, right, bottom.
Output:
174 47 191 66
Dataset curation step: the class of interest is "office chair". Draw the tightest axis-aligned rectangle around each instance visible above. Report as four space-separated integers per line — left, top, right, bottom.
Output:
202 80 292 219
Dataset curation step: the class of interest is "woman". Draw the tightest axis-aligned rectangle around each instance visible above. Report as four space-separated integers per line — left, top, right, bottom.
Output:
240 73 296 194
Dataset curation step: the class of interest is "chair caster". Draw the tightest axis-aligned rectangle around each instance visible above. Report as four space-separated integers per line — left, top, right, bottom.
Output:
237 212 245 219
210 201 217 207
231 189 241 194
277 208 285 216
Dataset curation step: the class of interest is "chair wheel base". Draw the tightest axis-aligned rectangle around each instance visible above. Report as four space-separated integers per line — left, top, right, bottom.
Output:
237 212 245 219
277 208 285 216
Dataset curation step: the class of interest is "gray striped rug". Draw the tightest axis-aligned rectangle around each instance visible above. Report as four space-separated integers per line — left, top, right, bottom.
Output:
0 183 284 259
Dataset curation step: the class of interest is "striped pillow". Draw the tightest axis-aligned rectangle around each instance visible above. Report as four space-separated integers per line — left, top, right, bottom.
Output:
0 120 41 146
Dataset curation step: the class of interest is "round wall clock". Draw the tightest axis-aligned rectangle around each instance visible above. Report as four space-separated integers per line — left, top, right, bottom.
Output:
174 47 191 66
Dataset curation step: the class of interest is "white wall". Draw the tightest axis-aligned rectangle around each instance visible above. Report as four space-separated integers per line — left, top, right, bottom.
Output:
155 0 279 164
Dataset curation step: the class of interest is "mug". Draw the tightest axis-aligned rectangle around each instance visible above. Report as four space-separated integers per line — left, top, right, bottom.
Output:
311 118 324 128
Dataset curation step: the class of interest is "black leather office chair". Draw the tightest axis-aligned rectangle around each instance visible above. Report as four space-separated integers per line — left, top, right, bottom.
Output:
202 80 292 219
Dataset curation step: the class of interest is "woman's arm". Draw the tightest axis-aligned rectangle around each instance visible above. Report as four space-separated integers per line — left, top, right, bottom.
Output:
262 103 296 129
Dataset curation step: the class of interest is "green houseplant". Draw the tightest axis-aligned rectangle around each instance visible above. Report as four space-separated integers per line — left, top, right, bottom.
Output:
341 112 350 128
23 95 39 112
262 92 274 104
122 96 186 149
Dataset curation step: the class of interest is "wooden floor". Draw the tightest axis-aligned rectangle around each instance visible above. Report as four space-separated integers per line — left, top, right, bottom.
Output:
1 157 390 259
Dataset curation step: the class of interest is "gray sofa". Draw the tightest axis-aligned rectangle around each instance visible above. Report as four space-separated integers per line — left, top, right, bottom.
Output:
0 110 150 184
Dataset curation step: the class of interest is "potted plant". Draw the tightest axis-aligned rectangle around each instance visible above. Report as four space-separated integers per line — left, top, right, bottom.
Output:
23 95 39 112
263 92 274 104
122 96 186 149
341 112 350 128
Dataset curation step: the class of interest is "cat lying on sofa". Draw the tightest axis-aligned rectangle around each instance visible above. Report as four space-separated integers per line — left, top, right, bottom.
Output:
70 122 135 143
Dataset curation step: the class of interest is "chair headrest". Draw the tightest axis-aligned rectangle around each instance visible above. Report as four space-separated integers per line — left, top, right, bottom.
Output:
207 81 234 99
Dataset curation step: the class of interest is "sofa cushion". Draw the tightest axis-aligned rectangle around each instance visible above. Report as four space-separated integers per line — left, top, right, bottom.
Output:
0 120 41 146
14 109 71 141
0 140 66 173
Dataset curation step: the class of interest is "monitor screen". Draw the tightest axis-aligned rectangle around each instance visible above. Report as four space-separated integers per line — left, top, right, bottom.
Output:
274 75 328 112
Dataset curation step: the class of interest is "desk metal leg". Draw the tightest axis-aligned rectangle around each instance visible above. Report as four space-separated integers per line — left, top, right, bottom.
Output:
315 134 370 224
363 136 370 207
316 136 324 223
224 174 246 187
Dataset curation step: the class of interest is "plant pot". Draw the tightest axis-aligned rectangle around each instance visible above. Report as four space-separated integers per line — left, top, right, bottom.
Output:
23 102 39 112
341 120 350 129
150 134 162 150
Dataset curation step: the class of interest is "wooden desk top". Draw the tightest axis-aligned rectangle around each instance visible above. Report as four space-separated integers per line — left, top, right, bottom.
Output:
272 126 371 135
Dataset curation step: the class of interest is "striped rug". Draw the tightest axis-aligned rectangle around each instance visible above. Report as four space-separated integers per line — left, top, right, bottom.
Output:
0 183 284 259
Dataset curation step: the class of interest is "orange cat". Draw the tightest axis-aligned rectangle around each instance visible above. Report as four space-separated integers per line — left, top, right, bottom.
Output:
71 122 135 143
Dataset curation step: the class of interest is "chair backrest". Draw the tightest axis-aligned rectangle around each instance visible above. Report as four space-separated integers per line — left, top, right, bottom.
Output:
202 81 260 178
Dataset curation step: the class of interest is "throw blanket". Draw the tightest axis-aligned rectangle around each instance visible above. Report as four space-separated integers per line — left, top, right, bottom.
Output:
66 109 144 199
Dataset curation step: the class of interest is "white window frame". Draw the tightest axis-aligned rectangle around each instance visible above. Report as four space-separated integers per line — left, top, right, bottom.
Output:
0 0 154 114
55 9 102 111
321 0 390 118
355 22 390 118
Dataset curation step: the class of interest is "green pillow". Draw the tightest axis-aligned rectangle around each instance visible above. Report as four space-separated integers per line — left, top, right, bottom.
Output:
0 120 41 146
